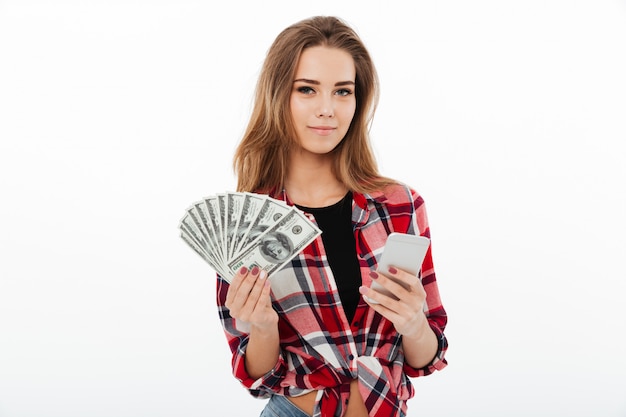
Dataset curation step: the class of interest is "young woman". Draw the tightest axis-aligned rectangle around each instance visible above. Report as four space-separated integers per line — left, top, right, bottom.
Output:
217 16 448 417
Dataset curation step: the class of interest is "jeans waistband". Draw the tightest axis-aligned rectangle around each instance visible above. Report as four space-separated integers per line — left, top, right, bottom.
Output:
259 394 310 417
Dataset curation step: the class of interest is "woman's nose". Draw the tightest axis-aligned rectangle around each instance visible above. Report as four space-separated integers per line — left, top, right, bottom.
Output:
316 96 334 118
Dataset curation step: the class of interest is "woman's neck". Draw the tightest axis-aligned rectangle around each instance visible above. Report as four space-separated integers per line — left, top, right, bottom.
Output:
285 152 347 208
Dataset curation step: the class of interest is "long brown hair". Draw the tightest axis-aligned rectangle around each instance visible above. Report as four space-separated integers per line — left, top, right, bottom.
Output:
233 16 395 194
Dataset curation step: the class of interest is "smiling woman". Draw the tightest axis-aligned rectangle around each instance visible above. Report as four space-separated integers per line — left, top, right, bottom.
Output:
217 16 448 417
289 46 357 158
2 1 624 416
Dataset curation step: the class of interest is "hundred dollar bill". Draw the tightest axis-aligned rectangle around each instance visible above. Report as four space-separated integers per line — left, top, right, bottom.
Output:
190 203 224 268
203 196 225 264
225 192 245 259
230 192 268 258
216 193 227 257
179 213 225 274
235 195 292 257
179 212 210 254
180 230 223 275
227 208 321 279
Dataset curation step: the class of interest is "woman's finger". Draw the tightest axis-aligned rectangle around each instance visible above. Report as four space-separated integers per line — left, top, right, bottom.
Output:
379 267 426 304
245 269 268 311
252 271 272 313
226 266 260 314
225 266 249 307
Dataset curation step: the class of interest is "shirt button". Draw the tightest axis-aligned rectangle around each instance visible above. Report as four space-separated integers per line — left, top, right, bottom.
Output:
348 354 354 361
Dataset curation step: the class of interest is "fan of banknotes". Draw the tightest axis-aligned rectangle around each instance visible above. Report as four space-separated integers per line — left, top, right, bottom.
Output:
179 191 321 282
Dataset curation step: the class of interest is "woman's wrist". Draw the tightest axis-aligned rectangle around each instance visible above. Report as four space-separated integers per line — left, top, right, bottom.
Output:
399 312 430 339
249 321 279 339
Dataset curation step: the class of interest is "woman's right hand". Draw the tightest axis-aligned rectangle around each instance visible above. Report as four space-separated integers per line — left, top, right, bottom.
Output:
224 266 278 333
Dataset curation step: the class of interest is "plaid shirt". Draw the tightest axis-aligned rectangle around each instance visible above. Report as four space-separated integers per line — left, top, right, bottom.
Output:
216 183 448 417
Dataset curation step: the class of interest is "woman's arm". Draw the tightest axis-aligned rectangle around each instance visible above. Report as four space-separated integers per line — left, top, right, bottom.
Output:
224 266 280 378
360 267 439 368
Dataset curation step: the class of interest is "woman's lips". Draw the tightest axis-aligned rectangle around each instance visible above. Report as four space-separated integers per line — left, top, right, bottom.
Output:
308 126 336 136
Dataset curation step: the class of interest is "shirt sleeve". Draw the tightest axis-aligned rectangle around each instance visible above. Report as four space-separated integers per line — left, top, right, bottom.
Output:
402 312 448 377
215 275 287 398
403 188 449 377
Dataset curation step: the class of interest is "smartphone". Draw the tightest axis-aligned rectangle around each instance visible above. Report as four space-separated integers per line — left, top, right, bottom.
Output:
365 233 430 304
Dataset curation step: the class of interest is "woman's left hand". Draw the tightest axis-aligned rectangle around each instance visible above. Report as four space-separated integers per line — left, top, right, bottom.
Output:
360 267 429 338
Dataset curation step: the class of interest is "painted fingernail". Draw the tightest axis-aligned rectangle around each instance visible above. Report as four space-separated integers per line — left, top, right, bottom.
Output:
370 271 379 280
239 266 248 275
259 270 267 280
251 266 259 276
388 267 398 275
359 286 368 294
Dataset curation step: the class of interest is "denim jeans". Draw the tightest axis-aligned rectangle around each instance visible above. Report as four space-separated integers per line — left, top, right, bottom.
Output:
258 393 409 416
259 395 310 417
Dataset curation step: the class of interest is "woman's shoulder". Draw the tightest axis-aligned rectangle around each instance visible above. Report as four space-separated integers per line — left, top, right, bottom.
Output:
375 181 423 205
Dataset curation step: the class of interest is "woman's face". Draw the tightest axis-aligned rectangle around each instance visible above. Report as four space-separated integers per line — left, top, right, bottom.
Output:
289 46 356 156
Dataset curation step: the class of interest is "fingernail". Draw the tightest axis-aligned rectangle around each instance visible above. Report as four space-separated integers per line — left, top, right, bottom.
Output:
388 266 398 275
239 266 248 275
251 266 259 276
259 270 267 280
369 271 379 279
359 286 368 294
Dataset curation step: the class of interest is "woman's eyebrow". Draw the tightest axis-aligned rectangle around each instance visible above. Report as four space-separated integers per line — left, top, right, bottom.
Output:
293 78 355 86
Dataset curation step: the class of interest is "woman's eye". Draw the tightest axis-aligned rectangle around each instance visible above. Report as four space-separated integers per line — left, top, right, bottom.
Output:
336 88 353 97
297 86 315 94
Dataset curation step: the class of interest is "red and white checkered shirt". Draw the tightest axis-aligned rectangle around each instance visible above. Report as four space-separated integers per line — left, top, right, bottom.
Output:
216 183 448 417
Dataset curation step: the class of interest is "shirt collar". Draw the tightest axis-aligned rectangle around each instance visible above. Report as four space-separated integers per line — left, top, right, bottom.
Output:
355 190 388 209
265 187 390 229
267 188 388 209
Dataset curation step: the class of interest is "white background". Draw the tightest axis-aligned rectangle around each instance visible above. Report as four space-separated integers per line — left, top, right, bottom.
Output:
1 1 625 416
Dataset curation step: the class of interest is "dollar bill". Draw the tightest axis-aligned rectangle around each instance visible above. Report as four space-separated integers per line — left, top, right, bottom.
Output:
180 209 227 269
180 191 320 282
179 212 226 272
216 193 227 257
179 212 210 254
225 192 245 259
203 196 225 265
190 203 224 268
235 195 292 257
227 208 321 278
230 192 269 258
180 230 220 273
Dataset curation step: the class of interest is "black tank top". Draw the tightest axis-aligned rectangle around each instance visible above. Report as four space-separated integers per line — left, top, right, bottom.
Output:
296 192 362 323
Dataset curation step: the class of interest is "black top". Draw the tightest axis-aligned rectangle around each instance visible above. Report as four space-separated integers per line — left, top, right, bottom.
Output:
296 192 362 323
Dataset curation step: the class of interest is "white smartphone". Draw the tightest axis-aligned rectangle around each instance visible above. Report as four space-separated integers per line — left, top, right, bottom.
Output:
365 233 430 304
